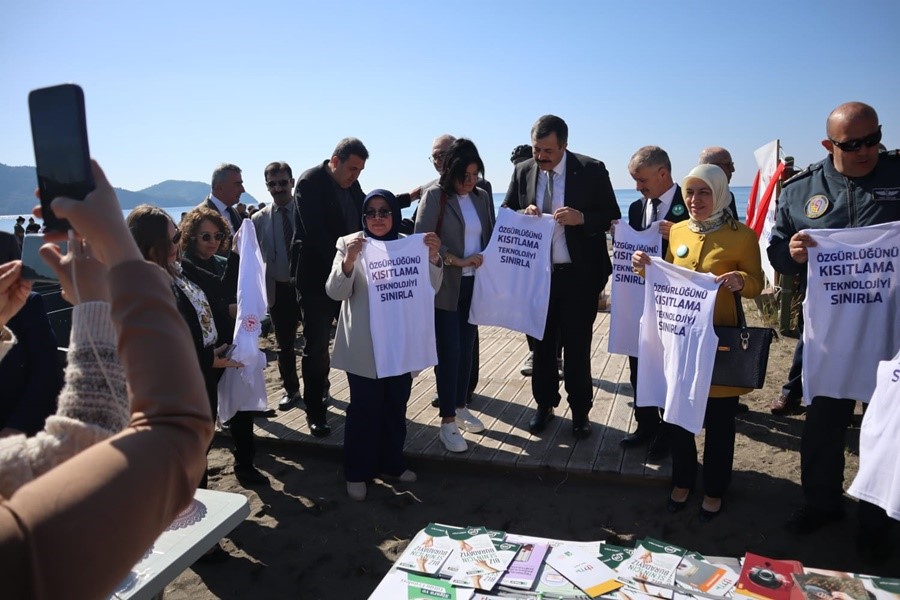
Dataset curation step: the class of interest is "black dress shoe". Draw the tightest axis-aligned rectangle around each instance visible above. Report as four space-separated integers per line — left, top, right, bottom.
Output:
307 418 331 438
667 497 688 513
784 505 844 535
620 428 654 448
278 392 300 411
699 500 723 522
431 394 440 408
646 435 670 461
528 406 555 434
572 418 592 440
234 464 268 486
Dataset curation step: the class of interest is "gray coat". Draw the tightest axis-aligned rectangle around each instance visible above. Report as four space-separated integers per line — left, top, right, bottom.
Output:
414 184 496 311
325 232 443 379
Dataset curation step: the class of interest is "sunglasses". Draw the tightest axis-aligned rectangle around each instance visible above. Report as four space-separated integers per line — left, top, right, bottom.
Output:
830 126 882 152
364 209 392 220
197 231 226 242
265 179 291 189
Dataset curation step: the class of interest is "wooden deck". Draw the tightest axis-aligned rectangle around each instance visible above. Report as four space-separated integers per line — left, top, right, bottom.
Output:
247 307 671 482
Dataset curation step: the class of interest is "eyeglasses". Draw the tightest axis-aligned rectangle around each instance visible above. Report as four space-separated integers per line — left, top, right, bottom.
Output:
429 152 444 165
364 209 392 220
830 126 882 152
197 231 226 242
265 179 290 189
171 231 182 245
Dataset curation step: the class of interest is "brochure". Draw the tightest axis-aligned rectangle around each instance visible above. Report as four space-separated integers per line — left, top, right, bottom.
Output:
500 534 551 590
792 573 869 600
617 538 687 587
545 542 623 598
734 552 804 600
395 523 461 575
450 540 521 591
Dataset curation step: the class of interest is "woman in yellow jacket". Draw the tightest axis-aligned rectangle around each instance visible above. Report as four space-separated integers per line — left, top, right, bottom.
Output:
633 164 764 521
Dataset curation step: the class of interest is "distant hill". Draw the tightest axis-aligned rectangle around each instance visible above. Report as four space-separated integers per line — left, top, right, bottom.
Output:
0 163 257 215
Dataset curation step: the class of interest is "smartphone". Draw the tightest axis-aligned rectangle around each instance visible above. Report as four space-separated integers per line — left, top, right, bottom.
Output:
28 83 94 232
20 234 67 284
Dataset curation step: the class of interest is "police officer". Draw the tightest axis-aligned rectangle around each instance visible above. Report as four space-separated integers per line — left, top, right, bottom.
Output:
767 101 900 562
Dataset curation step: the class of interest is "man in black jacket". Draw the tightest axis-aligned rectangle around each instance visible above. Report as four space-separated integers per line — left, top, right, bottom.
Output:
291 138 368 437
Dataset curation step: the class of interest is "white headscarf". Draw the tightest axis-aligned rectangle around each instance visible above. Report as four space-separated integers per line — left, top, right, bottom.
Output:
682 164 734 233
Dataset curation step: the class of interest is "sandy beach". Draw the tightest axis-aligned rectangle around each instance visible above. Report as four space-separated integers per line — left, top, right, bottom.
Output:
161 303 899 599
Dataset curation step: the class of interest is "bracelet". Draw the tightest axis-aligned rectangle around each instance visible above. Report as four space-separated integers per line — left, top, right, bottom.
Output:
445 254 453 267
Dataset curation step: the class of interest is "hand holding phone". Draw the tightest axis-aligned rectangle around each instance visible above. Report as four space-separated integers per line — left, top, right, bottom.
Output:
28 84 94 232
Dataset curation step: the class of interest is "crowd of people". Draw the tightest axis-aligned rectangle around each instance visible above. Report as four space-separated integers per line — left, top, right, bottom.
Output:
0 102 897 597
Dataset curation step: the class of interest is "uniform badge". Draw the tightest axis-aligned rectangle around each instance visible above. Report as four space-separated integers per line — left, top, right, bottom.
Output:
805 195 830 219
873 188 900 202
672 204 685 216
675 245 689 258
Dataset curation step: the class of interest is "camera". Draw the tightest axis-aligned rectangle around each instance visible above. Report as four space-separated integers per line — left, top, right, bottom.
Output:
749 567 783 590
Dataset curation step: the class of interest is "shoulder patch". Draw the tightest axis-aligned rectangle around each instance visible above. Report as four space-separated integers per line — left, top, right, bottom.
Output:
805 195 830 219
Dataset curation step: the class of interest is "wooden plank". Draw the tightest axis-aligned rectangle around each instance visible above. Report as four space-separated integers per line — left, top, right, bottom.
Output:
470 379 529 467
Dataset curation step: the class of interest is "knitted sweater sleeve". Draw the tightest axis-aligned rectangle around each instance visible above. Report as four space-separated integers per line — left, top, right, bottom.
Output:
0 301 127 497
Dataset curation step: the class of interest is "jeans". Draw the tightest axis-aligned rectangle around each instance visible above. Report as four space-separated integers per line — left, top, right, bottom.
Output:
434 277 476 418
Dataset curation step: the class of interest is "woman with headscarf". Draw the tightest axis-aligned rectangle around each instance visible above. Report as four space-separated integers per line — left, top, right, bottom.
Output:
326 189 443 501
632 164 763 521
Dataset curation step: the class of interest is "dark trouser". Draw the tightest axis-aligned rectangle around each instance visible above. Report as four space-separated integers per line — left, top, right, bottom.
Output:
526 334 563 357
532 266 598 418
198 363 257 486
436 331 479 398
300 293 339 422
782 309 803 398
434 276 477 418
270 281 300 395
670 396 738 498
801 396 855 512
858 500 895 537
344 372 412 482
628 355 662 433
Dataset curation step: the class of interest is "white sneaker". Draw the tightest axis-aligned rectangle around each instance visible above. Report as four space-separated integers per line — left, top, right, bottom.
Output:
347 481 367 501
455 407 485 433
440 422 468 453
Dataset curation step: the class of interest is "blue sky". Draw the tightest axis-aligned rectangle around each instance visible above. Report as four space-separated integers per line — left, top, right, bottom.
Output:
2 0 898 207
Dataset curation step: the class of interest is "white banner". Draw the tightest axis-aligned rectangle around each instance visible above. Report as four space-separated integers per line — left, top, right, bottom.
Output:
469 208 555 339
638 259 720 434
751 139 781 287
607 222 662 357
802 222 900 404
363 234 438 378
218 219 269 423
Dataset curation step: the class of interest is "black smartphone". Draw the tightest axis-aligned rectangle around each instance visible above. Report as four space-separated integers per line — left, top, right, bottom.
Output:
20 234 67 284
28 83 94 232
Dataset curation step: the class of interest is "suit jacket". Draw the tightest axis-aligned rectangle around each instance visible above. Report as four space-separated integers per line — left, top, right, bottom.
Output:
415 184 496 311
325 232 443 379
199 197 242 233
292 160 366 298
627 184 688 257
251 202 293 306
502 151 620 291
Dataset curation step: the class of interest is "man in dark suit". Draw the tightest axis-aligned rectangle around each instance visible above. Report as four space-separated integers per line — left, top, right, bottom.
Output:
620 146 688 459
502 115 620 439
698 147 740 219
291 138 369 437
199 163 245 237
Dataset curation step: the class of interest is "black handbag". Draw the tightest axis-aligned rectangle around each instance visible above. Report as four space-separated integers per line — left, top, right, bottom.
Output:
711 291 776 388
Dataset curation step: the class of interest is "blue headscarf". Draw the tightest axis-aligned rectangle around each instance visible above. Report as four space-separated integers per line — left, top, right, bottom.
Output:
361 189 401 241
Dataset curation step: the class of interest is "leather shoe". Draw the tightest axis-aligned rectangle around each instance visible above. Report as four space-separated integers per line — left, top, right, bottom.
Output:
572 416 592 440
234 464 268 486
528 406 555 434
667 497 688 513
771 393 802 415
784 505 844 535
307 417 331 438
278 392 300 411
647 435 670 461
620 428 654 448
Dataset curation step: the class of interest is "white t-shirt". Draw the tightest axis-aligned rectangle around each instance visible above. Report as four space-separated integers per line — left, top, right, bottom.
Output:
457 194 483 277
637 258 720 434
847 345 900 519
469 208 555 339
608 222 662 357
802 222 900 404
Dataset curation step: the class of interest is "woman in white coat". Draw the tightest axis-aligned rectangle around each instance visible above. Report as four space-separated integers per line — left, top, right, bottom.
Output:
326 189 442 501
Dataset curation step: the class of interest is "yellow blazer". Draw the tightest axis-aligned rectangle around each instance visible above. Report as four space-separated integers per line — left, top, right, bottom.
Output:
665 220 764 398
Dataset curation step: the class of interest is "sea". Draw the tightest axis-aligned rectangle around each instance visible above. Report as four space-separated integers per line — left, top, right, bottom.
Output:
0 187 753 235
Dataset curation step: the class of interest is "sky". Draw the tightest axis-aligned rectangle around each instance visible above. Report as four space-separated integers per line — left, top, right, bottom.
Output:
2 0 899 207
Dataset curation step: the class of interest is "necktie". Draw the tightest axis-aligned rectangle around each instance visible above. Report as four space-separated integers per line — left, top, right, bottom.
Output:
279 206 293 256
542 171 555 214
648 198 661 228
227 206 242 232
